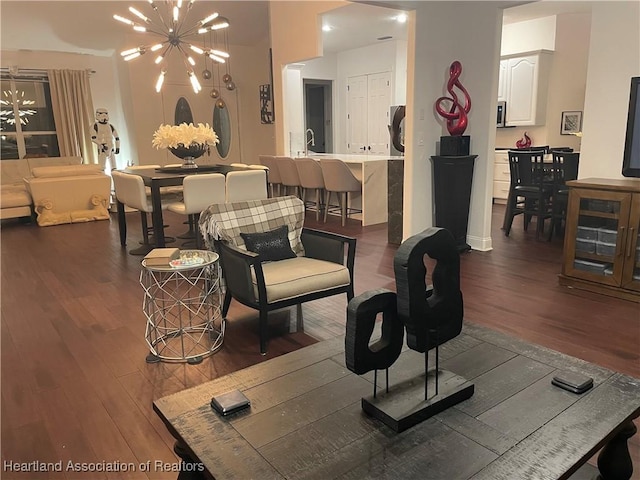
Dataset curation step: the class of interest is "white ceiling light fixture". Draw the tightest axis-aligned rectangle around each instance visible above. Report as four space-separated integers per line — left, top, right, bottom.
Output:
322 25 332 32
113 0 231 93
396 13 408 23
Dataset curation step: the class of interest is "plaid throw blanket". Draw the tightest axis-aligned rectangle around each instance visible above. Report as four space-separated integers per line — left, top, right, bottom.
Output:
198 195 305 255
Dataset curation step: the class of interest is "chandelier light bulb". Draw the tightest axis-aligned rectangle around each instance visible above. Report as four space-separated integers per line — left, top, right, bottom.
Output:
177 0 183 8
202 69 212 80
124 51 142 61
121 47 139 56
173 6 179 22
208 53 225 63
187 56 196 66
226 81 236 91
189 44 204 55
128 7 149 23
200 13 219 25
133 25 147 32
210 49 229 58
155 71 166 92
189 72 201 93
222 73 231 84
113 14 134 25
210 88 219 98
150 43 163 52
210 18 229 30
154 55 164 64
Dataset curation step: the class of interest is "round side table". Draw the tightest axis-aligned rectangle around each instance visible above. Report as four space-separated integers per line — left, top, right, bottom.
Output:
140 250 224 364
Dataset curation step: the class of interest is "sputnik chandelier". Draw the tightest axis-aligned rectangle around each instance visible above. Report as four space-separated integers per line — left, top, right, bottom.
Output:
113 0 230 93
0 90 36 126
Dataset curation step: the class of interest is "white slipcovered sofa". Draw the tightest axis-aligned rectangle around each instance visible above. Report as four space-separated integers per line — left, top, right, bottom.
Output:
1 156 111 226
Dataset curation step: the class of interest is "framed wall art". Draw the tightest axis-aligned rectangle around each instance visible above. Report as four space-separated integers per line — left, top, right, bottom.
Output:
561 111 582 135
260 84 273 124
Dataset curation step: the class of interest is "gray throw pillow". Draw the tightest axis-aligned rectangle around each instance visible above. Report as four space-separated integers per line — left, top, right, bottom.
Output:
240 225 296 262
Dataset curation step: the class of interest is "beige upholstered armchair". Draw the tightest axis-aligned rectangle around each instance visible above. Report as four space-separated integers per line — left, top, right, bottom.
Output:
199 195 356 354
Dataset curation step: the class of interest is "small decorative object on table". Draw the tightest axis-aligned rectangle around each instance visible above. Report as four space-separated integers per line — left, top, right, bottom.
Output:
152 122 219 169
516 131 532 148
435 60 472 156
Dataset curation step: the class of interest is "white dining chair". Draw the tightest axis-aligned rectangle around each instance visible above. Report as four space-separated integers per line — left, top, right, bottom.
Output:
225 170 268 203
167 173 226 248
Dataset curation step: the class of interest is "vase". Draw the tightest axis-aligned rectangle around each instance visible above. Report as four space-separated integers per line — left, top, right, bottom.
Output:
168 144 208 169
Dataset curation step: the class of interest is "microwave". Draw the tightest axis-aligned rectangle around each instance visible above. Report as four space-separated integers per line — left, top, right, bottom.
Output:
497 101 507 127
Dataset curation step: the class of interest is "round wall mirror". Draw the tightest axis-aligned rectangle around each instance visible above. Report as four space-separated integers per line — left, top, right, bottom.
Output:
213 101 231 158
174 97 194 125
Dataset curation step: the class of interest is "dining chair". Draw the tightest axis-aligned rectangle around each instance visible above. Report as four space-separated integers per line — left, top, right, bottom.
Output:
547 152 580 241
275 156 303 198
319 158 362 227
294 157 326 221
225 170 268 203
503 150 553 239
166 173 226 248
258 155 281 197
112 171 175 255
125 164 179 243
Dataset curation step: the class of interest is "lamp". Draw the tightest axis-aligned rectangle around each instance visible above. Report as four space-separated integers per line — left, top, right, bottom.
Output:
113 0 230 93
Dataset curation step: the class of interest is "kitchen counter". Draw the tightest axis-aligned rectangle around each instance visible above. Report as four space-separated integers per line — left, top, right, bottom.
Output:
302 153 393 225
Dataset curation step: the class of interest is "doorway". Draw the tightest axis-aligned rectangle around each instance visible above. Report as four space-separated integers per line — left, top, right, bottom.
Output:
303 79 333 154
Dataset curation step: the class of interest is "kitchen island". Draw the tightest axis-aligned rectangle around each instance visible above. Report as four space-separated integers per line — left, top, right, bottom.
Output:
306 153 393 226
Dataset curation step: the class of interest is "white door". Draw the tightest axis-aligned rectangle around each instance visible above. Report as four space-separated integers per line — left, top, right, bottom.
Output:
347 72 391 154
347 75 368 153
367 72 391 155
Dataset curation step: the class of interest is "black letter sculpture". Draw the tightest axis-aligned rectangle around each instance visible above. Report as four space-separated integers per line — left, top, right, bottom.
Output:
345 228 474 432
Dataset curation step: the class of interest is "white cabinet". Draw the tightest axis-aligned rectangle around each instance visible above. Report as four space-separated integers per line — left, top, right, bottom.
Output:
493 152 510 203
347 72 391 155
499 51 553 126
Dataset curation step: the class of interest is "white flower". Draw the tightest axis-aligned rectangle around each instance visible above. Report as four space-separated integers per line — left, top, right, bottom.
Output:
152 123 219 149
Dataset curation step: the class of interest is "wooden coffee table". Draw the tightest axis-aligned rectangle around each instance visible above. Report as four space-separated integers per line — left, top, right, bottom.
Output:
154 323 640 479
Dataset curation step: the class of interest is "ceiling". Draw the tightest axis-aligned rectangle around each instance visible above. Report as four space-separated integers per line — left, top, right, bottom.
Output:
0 1 594 58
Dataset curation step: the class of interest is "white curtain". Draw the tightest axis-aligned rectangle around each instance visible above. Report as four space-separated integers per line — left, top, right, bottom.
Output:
48 69 97 164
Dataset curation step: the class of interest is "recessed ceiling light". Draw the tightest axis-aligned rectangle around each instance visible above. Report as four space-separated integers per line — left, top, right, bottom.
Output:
396 13 408 23
322 25 332 32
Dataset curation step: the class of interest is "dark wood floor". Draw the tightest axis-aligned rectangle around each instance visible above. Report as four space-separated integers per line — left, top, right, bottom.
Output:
1 203 638 479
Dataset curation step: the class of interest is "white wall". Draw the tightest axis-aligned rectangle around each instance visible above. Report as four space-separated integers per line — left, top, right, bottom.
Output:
403 2 503 251
580 2 640 179
501 16 556 56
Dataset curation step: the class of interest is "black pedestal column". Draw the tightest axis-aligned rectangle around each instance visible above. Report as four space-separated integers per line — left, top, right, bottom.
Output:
430 155 477 252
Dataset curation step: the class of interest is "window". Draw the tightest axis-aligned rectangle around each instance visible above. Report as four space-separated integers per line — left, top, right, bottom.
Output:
0 71 60 159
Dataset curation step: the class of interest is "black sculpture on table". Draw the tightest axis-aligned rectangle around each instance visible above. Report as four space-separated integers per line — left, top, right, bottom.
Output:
345 227 474 432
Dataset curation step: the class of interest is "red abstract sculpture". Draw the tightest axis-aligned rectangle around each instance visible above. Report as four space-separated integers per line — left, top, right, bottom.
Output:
516 131 532 149
435 61 472 136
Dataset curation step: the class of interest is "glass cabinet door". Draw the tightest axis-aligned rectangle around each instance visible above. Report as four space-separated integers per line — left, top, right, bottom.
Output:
563 189 632 286
621 194 640 291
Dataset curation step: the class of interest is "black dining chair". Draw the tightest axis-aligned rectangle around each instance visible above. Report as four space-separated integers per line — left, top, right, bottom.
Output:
547 152 580 240
503 150 553 239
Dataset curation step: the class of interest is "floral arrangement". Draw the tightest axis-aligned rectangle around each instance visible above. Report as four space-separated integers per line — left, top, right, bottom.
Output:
152 122 219 150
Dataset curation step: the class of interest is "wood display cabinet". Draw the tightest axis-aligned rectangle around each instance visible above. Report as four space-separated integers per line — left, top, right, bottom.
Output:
560 178 640 302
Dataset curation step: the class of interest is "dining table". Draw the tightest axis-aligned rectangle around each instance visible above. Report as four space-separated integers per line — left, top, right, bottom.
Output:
117 164 247 248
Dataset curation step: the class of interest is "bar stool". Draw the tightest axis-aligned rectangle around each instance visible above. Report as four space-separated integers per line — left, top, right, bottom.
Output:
319 158 362 227
258 155 281 197
167 174 226 248
275 156 302 198
294 157 325 221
